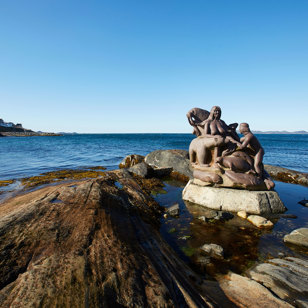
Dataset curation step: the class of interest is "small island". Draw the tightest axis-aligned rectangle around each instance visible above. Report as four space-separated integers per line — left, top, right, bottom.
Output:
0 118 61 137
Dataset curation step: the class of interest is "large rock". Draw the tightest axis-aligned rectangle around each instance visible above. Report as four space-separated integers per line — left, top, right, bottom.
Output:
145 150 193 179
247 257 308 306
0 170 217 307
284 228 308 248
182 180 286 215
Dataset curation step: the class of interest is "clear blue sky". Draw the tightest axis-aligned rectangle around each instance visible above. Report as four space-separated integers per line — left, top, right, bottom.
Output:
1 0 307 133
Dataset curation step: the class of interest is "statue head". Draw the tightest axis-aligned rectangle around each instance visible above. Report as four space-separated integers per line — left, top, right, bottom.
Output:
209 106 221 120
239 123 250 134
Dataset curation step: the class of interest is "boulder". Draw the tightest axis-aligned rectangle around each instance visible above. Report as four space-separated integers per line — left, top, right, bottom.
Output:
182 180 287 215
284 228 308 248
119 154 144 168
247 215 274 228
247 257 308 306
145 150 193 179
128 161 153 178
0 170 217 307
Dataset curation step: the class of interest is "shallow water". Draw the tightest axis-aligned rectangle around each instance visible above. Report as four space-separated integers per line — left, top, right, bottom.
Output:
156 180 308 276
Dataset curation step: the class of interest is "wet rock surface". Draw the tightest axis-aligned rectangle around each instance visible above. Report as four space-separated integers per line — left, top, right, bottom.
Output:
0 170 218 307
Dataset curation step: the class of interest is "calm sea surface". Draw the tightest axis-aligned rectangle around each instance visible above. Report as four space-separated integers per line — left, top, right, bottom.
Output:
0 133 307 180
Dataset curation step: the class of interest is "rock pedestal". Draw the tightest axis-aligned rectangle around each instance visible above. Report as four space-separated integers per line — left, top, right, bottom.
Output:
182 180 286 215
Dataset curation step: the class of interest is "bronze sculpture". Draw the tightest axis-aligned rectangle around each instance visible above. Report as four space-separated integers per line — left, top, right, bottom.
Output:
187 106 274 190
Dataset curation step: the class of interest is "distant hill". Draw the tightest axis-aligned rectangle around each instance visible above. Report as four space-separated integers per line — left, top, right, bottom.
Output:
251 130 308 134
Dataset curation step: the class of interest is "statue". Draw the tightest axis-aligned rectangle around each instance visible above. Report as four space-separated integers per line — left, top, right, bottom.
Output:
186 107 210 136
187 106 275 190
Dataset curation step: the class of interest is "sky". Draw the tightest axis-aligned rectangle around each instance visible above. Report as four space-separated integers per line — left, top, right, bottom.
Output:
0 0 307 133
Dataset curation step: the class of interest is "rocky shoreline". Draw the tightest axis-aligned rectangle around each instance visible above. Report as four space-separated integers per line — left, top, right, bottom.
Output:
0 132 61 137
0 149 307 307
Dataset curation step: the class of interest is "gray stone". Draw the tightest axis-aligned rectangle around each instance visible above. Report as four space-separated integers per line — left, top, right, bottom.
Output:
247 257 308 304
182 180 286 215
145 150 193 179
200 243 224 259
128 162 153 178
166 203 180 216
284 228 308 248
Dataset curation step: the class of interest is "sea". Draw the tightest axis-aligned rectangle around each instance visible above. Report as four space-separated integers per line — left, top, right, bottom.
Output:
0 133 307 181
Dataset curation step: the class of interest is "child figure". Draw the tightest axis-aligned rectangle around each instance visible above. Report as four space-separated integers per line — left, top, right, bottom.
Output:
239 123 265 177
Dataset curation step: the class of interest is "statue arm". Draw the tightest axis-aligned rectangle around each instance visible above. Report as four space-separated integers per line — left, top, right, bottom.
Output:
239 134 252 149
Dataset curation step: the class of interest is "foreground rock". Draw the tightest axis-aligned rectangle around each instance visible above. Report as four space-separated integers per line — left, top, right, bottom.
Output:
218 272 293 308
0 170 219 307
182 180 286 215
284 228 308 248
264 164 308 186
247 257 308 306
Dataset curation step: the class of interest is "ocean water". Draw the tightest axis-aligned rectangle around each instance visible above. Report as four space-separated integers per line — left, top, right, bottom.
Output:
0 133 307 181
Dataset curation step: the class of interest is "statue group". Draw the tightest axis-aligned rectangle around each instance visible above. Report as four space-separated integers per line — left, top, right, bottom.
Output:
187 106 274 190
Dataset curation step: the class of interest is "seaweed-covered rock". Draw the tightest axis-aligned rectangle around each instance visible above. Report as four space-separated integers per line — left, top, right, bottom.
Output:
264 164 308 186
119 154 145 169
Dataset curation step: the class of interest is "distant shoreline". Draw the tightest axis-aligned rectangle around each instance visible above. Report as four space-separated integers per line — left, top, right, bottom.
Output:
0 132 62 137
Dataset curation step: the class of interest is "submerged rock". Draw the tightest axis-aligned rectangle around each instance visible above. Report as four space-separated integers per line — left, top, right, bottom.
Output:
284 228 308 248
247 215 274 228
0 170 218 307
200 244 224 259
166 203 180 216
